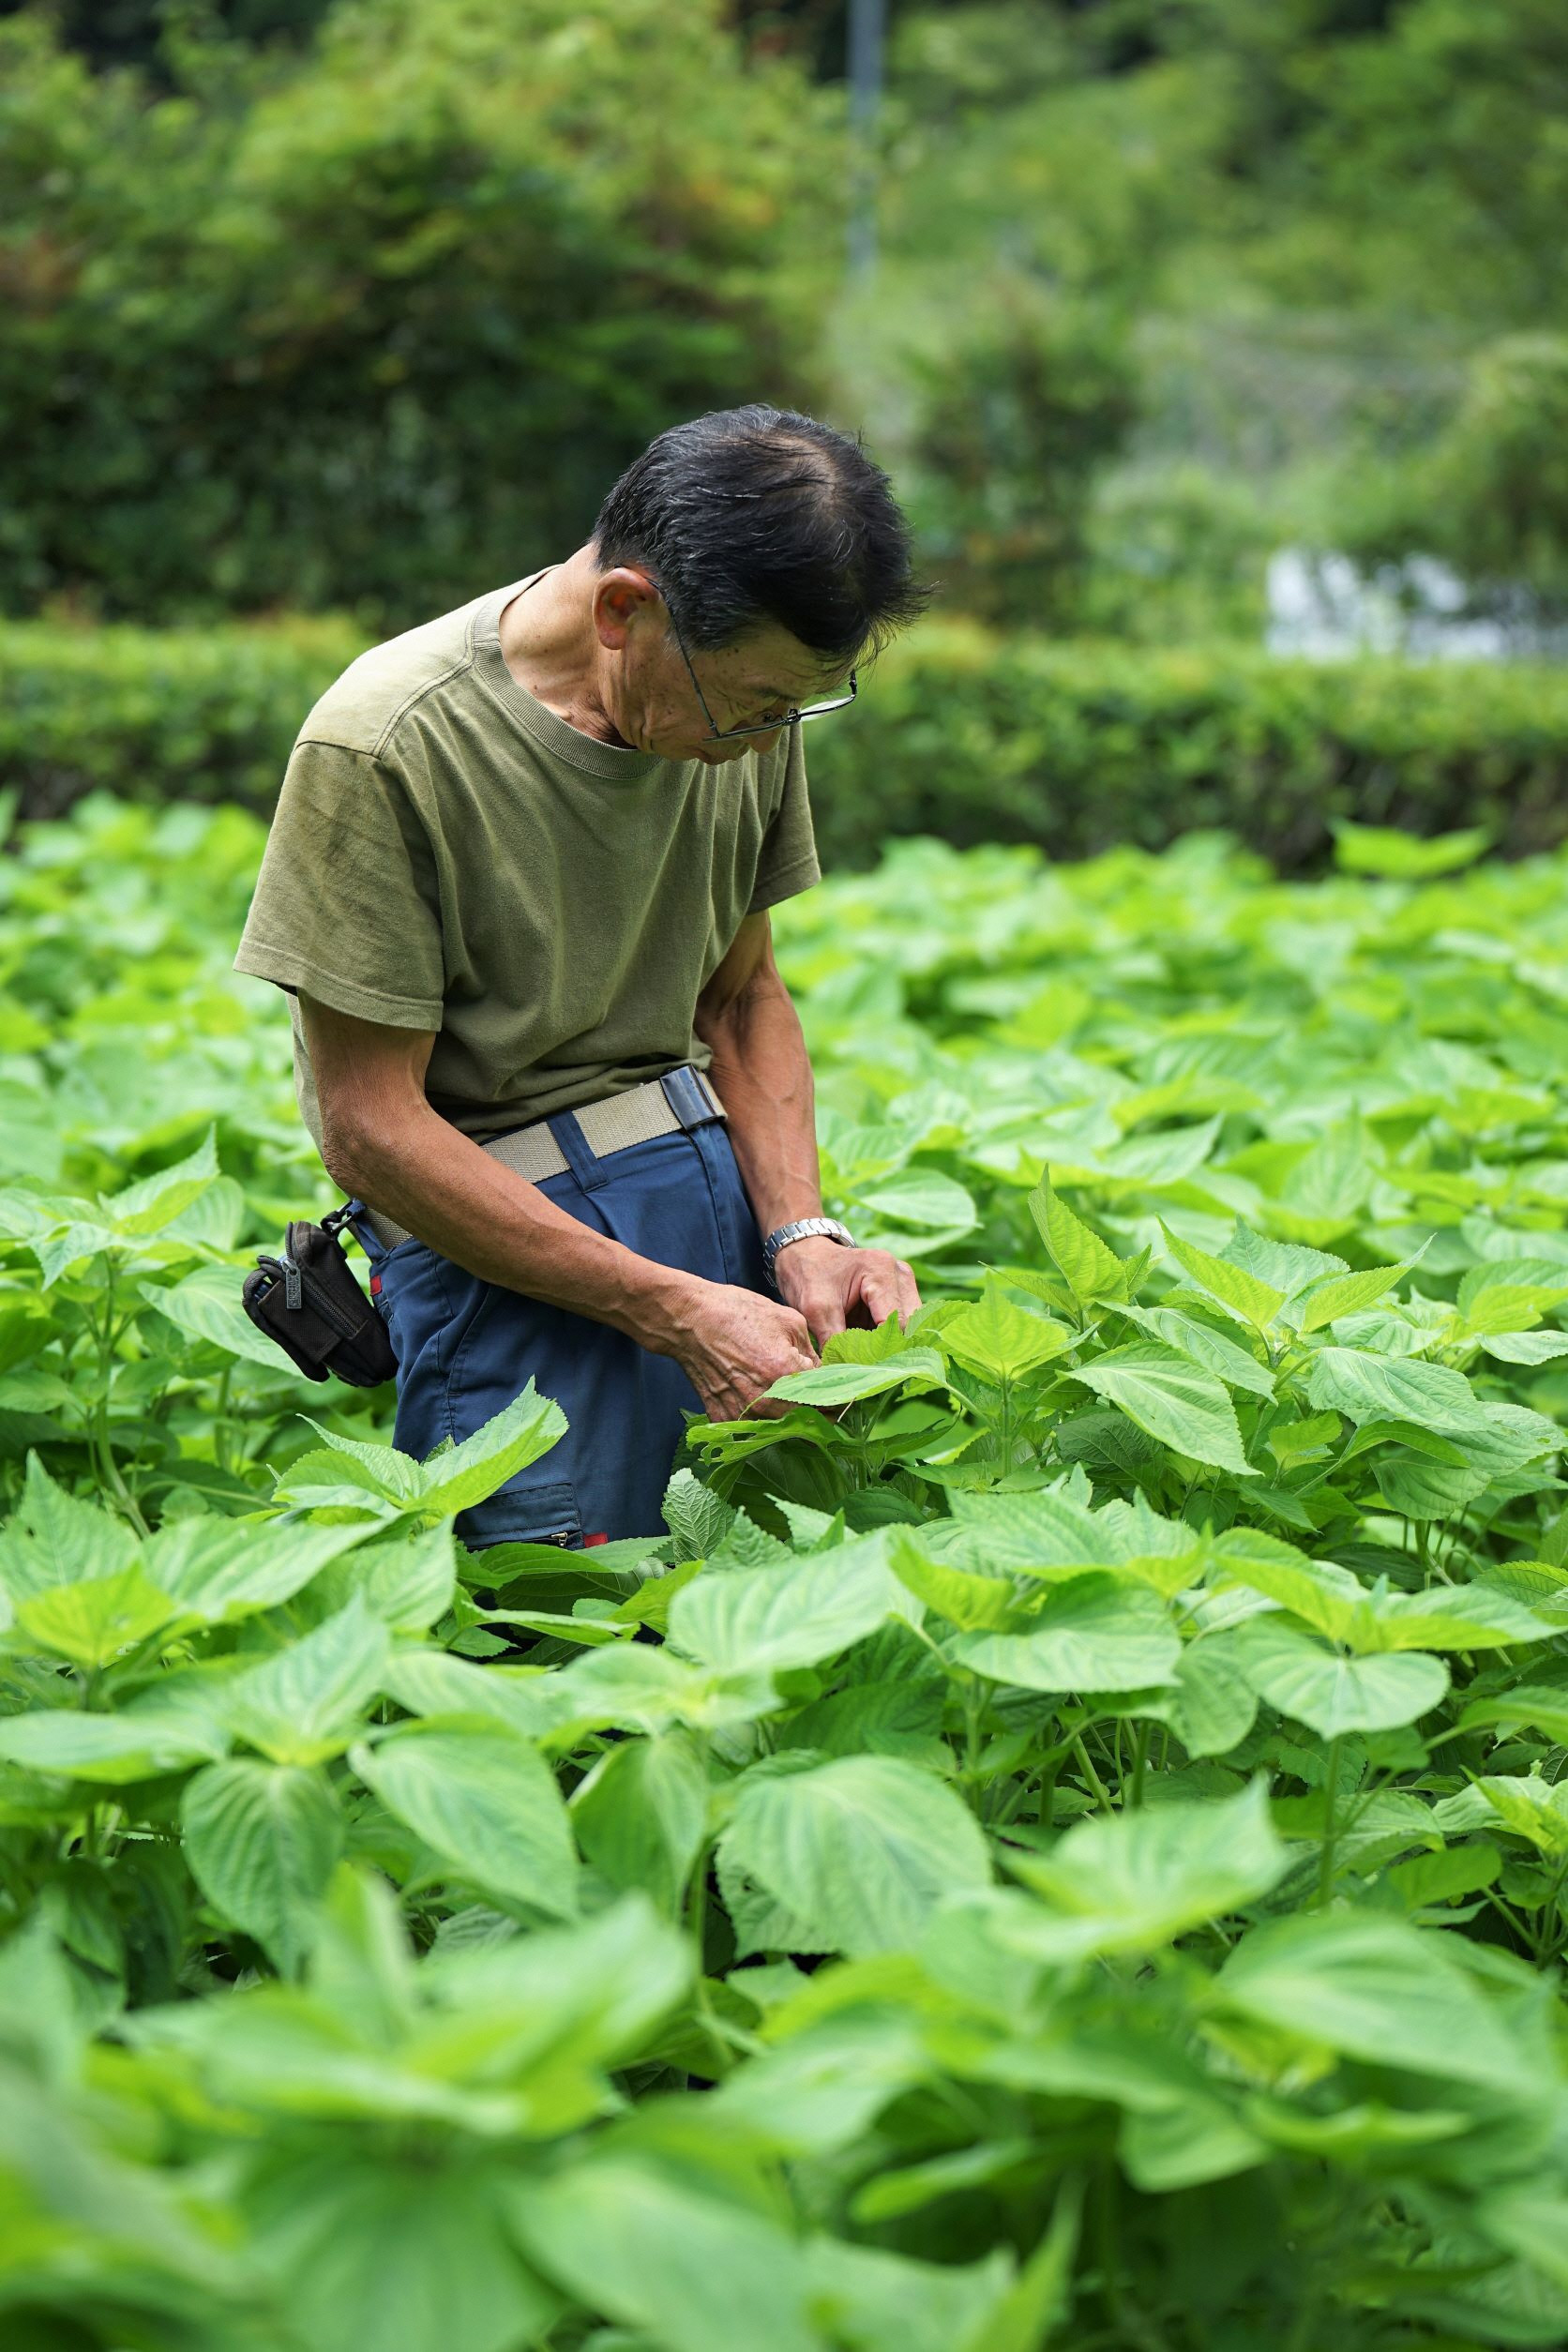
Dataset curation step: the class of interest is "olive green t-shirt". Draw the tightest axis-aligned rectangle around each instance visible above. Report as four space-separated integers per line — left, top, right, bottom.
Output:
234 576 821 1148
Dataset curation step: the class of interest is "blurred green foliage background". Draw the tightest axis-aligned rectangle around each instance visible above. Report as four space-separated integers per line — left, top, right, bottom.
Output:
3 0 1565 641
3 0 1566 867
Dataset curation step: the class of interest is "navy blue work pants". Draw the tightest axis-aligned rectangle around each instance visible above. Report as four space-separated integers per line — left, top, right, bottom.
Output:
350 1093 767 1550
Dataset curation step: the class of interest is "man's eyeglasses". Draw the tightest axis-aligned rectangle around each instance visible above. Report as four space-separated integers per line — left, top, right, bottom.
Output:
666 610 857 743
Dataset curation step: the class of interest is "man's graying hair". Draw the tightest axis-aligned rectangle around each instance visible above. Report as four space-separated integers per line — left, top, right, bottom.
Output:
592 405 928 666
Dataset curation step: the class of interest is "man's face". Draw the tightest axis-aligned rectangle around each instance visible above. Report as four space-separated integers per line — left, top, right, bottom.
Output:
594 569 851 764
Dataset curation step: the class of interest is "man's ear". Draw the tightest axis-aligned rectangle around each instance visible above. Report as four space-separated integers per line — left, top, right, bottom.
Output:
593 565 662 652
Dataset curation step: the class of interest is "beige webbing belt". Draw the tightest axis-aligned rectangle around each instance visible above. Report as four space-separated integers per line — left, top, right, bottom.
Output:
357 1066 727 1252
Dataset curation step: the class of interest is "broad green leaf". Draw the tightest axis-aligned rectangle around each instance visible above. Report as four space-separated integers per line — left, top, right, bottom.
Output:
1206 1530 1370 1643
1272 1120 1377 1239
1457 1686 1568 1746
570 1730 708 1914
1477 2189 1568 2301
415 1382 570 1517
941 1285 1072 1381
1473 1774 1568 1858
98 1129 219 1237
1333 818 1492 877
1093 1493 1210 1598
662 1468 734 1560
249 2148 555 2352
889 1530 1018 1630
1117 1301 1276 1398
1306 1347 1485 1436
145 1263 302 1369
954 1573 1180 1693
381 1648 576 1741
856 1168 978 1234
0 1706 222 1781
721 1754 989 1956
1366 1584 1554 1652
15 1563 182 1669
511 2157 819 2352
782 1679 948 1769
1230 1617 1448 1736
668 1534 899 1674
1159 1223 1283 1331
1069 1342 1255 1474
181 1759 344 1975
769 1349 945 1407
799 2239 1021 2352
143 1517 369 1622
1221 1227 1348 1298
283 1384 567 1522
1297 1252 1422 1334
1168 1636 1259 1756
1215 1913 1536 2091
1388 1845 1500 1911
310 1525 458 1634
0 1454 138 1597
943 1487 1122 1576
225 1594 391 1765
270 1447 409 1521
1004 1781 1287 1960
1481 1329 1568 1364
352 1722 580 1917
1030 1179 1125 1303
31 1220 121 1287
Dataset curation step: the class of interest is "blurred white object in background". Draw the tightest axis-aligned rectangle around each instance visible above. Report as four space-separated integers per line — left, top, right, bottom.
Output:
1266 548 1568 661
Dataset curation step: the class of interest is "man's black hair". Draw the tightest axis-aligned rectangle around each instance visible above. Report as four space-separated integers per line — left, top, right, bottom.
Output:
592 404 928 666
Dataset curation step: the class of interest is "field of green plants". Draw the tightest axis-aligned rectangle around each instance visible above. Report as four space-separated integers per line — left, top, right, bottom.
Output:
5 793 1568 2351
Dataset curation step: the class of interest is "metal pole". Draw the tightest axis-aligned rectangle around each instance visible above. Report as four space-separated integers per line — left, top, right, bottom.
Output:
848 0 885 281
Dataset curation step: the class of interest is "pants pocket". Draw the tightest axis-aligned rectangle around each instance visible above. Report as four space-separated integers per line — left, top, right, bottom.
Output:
456 1475 582 1553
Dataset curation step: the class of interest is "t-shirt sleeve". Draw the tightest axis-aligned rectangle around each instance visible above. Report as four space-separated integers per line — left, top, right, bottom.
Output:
747 727 821 913
234 739 445 1029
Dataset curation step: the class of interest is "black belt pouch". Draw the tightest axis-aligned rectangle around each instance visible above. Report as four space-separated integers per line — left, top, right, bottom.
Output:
242 1212 398 1388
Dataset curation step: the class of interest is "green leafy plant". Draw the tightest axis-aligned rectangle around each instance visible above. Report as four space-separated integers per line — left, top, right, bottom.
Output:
4 795 1568 2347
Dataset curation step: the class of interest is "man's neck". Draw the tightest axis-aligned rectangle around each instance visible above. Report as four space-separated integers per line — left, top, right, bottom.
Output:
496 547 629 746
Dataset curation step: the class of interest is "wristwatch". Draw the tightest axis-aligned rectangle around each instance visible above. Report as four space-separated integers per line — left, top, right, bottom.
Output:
762 1216 856 1289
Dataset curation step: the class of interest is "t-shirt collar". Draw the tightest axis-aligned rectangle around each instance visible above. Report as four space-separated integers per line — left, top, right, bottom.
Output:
471 575 673 784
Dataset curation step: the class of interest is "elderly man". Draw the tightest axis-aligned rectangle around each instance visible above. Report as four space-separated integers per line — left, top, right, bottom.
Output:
235 404 927 1548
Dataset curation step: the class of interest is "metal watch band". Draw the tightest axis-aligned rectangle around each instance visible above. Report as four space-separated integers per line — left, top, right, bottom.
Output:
762 1216 855 1286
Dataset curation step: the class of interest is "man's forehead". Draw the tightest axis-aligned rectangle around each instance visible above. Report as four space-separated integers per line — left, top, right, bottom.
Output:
716 626 849 695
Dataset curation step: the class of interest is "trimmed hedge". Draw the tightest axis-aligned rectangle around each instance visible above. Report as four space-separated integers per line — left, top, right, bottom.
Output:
807 625 1568 871
0 618 365 821
5 615 1568 870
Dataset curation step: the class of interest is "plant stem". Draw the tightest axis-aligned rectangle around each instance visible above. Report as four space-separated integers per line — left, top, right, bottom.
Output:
1071 1733 1112 1814
1318 1732 1344 1907
1130 1720 1150 1808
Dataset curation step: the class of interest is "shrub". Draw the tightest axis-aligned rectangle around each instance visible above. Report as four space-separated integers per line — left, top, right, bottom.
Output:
6 612 1568 871
0 1 835 628
904 279 1140 626
0 615 365 820
807 624 1568 871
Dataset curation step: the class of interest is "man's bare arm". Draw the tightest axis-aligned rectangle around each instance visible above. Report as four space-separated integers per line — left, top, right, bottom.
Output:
696 914 919 1344
300 995 815 1421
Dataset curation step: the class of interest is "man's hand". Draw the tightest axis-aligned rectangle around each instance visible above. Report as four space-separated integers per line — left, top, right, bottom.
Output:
774 1236 921 1349
669 1280 819 1423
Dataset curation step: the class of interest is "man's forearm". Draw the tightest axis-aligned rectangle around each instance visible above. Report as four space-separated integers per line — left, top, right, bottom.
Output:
329 1097 702 1357
301 989 820 1418
698 960 823 1238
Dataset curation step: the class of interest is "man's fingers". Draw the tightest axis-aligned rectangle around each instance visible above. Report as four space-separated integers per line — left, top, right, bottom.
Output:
804 1289 849 1347
896 1259 922 1321
854 1261 911 1329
